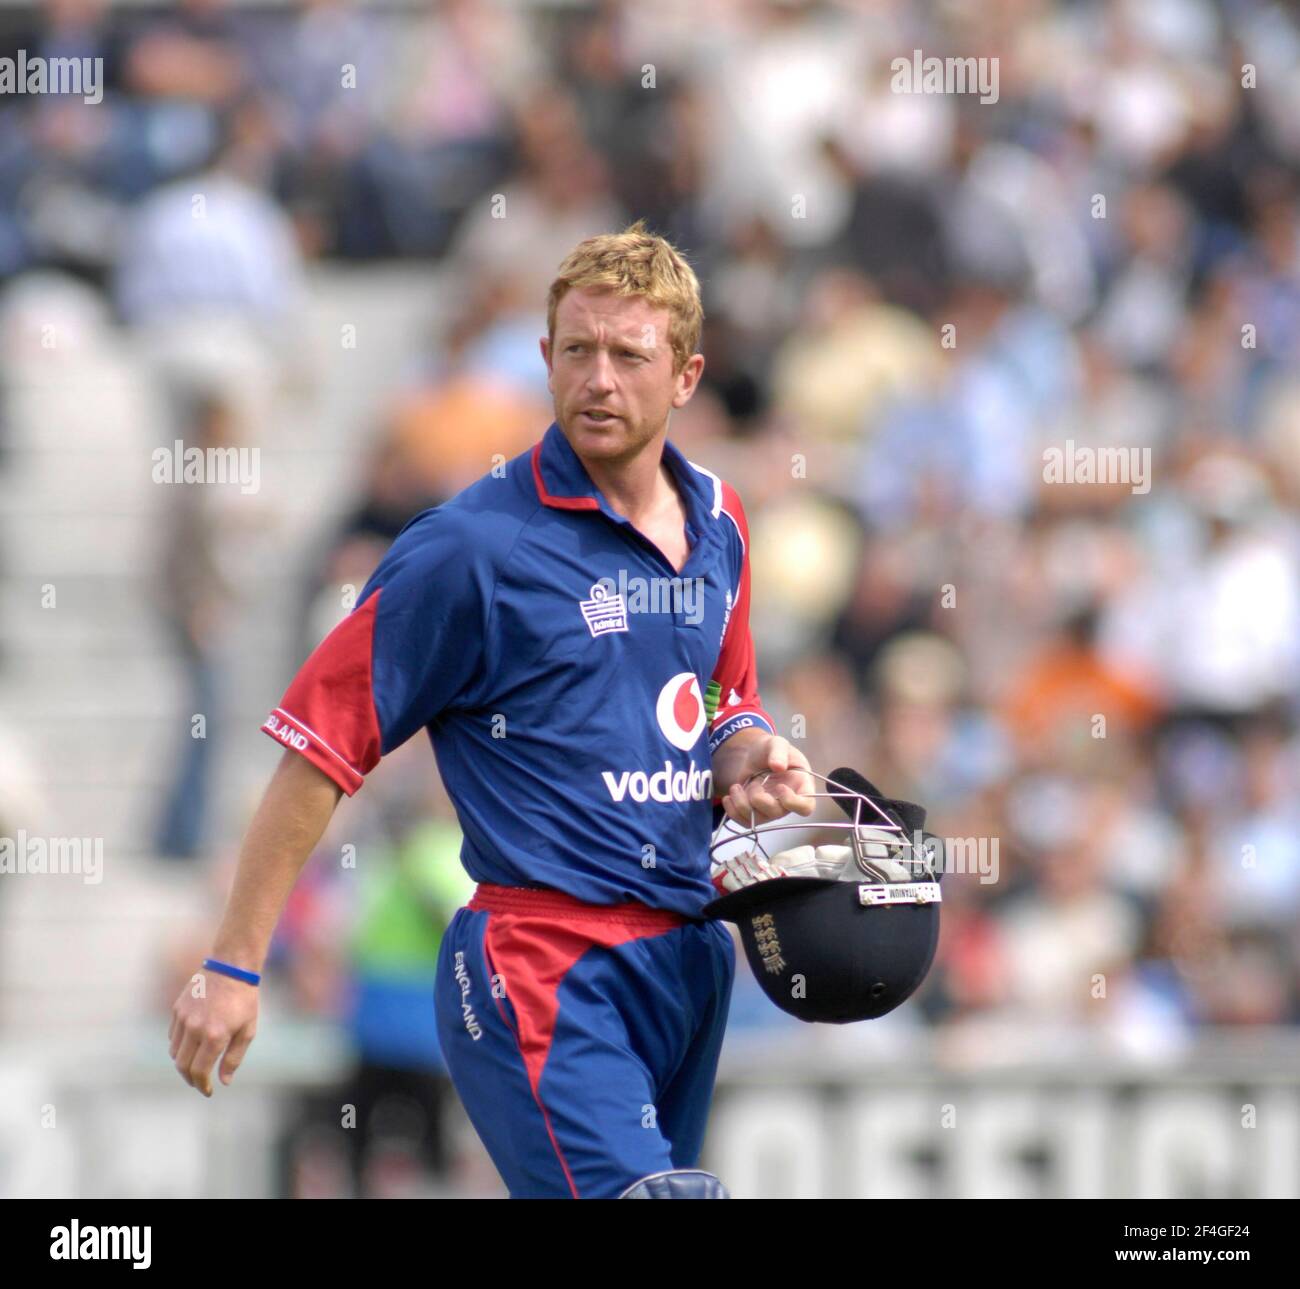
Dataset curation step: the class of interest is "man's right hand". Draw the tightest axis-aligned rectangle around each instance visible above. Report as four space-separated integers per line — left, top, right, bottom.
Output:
166 751 342 1096
169 968 259 1097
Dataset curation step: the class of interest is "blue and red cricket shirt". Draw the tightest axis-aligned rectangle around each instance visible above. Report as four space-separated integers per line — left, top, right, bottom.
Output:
261 418 775 918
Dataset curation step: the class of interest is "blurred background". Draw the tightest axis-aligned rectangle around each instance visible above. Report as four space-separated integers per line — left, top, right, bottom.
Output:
1 0 1298 1199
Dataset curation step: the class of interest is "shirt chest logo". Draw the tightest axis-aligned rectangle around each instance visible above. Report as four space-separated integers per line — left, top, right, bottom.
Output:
578 571 712 634
579 582 629 637
656 672 706 750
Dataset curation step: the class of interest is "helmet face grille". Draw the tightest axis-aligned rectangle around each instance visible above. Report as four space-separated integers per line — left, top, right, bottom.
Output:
710 767 943 888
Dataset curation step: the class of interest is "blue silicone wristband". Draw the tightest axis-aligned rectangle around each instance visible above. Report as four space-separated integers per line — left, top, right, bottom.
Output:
202 957 261 986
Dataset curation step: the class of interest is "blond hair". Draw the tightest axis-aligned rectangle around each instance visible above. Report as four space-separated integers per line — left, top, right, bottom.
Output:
546 220 703 372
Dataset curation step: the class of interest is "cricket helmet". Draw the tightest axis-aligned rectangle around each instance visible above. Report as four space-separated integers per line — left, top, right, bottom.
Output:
703 767 943 1024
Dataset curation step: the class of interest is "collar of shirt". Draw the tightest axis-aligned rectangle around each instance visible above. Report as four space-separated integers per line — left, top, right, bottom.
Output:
530 419 726 572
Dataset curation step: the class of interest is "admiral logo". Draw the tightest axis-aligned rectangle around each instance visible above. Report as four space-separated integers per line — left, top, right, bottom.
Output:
579 582 629 637
263 713 308 753
601 761 713 804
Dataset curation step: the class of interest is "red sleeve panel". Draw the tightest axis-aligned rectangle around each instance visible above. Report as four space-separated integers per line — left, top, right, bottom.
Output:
260 592 384 796
259 505 494 796
708 482 776 755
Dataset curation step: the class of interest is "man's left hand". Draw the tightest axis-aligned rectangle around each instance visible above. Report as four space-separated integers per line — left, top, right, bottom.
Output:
720 733 816 824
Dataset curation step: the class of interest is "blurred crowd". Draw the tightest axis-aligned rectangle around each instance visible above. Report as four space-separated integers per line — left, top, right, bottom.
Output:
3 0 1300 1194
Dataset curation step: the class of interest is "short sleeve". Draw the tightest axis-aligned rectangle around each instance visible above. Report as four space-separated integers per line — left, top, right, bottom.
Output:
261 507 492 794
708 483 776 756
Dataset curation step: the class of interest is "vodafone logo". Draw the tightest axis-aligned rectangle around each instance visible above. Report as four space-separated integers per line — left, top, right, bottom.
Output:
601 761 713 804
598 674 711 805
656 672 705 750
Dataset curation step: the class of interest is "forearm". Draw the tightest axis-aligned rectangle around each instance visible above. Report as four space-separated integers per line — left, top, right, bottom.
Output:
711 725 771 796
208 750 344 973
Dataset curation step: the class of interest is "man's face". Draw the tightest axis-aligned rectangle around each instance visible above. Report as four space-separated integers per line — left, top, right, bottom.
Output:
541 286 703 465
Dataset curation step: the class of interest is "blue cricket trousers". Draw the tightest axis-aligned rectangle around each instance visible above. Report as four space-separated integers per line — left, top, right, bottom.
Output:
434 883 735 1198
